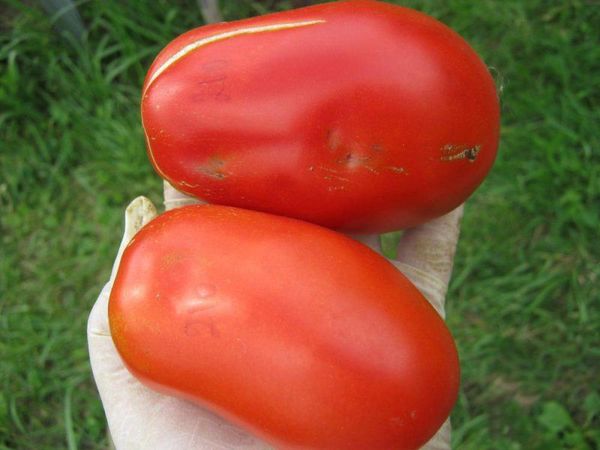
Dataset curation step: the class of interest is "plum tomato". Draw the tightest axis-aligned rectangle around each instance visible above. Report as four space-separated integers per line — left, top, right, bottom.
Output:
141 1 500 232
109 204 460 450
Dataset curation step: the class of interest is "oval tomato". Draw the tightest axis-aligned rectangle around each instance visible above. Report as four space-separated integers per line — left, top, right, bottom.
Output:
141 1 500 232
109 205 460 450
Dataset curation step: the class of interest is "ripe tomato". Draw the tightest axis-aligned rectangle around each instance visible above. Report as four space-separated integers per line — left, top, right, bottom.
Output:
109 205 460 450
141 1 500 232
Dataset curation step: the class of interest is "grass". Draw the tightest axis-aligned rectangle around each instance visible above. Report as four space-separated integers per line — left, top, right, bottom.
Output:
1 0 599 448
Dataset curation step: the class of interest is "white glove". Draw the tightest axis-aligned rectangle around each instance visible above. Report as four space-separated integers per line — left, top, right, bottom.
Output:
88 181 462 450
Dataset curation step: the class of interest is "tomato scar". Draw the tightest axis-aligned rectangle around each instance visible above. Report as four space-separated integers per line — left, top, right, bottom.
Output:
197 157 229 180
440 144 482 162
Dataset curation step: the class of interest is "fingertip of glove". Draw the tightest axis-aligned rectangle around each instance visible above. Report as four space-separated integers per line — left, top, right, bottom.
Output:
125 196 158 230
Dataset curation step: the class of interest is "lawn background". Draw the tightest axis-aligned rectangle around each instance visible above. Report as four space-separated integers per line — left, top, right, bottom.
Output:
1 0 599 449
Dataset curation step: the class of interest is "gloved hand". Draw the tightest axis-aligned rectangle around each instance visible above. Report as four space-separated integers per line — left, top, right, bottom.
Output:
88 181 462 450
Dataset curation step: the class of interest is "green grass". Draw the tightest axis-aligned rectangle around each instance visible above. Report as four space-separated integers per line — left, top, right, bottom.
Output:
1 0 599 448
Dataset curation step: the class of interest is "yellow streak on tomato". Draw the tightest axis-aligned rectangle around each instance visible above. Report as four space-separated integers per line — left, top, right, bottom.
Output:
143 130 172 182
143 19 326 96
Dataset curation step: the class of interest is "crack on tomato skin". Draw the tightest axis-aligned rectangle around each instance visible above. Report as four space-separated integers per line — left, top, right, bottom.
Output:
337 152 374 168
203 170 228 180
315 165 352 187
319 165 341 174
387 166 407 174
323 174 350 182
362 164 380 174
326 130 388 174
319 166 350 180
178 180 201 189
143 19 326 96
440 144 482 162
142 123 173 183
465 146 481 161
323 141 405 178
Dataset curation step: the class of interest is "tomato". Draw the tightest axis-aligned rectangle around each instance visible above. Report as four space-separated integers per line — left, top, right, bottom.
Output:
109 205 460 450
141 0 500 233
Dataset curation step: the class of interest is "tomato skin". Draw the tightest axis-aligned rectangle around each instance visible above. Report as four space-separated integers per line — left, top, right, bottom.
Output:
141 0 500 233
109 205 460 450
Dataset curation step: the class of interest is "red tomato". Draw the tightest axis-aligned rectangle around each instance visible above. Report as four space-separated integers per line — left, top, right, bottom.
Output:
109 205 460 450
141 1 500 233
